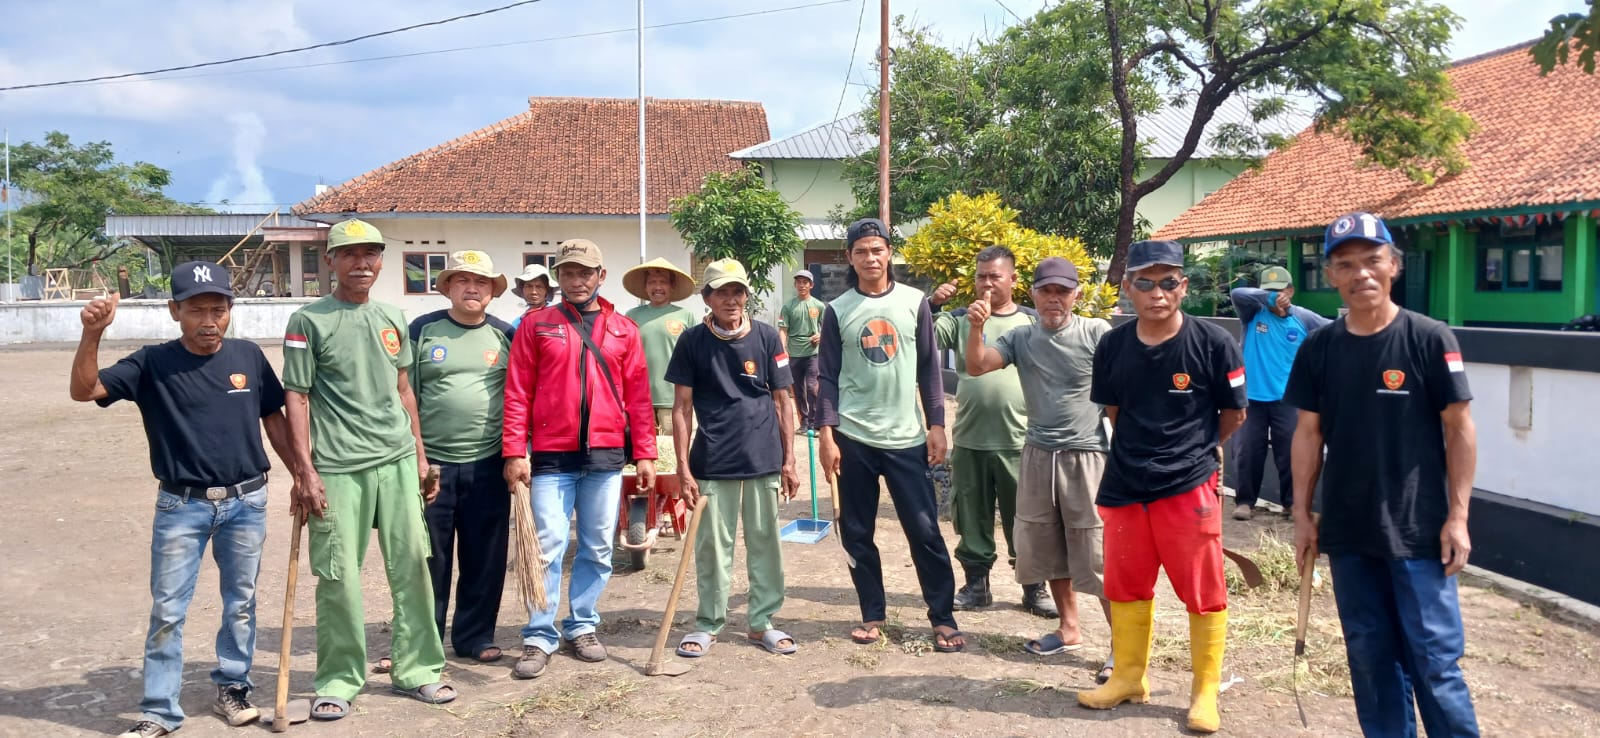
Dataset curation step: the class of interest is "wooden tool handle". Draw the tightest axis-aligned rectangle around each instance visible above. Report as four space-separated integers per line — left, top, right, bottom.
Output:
645 496 709 673
272 513 304 732
1294 517 1321 654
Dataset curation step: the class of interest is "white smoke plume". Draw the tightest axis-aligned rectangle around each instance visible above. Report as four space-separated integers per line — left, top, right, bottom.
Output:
205 112 275 211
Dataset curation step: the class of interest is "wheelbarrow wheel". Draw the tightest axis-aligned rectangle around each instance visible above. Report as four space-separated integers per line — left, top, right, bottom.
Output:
627 496 651 571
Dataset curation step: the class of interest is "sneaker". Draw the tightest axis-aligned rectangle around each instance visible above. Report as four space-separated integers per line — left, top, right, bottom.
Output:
118 721 170 738
1232 503 1253 521
566 633 607 662
213 684 261 727
512 645 550 679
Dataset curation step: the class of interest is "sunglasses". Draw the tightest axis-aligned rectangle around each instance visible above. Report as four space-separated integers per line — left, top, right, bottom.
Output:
1131 276 1182 293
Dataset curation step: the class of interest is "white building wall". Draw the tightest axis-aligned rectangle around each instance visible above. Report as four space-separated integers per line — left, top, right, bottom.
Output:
0 299 314 344
1465 362 1599 517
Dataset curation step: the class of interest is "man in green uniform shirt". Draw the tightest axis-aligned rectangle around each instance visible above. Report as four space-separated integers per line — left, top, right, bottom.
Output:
622 257 697 434
282 218 455 721
409 250 515 666
929 246 1054 618
778 269 826 430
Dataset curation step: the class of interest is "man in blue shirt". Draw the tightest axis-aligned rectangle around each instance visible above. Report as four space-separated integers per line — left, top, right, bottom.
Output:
1228 266 1330 520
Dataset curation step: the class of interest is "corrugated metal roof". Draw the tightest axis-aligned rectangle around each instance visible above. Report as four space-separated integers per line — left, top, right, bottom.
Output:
730 117 875 160
797 222 846 240
104 213 326 237
735 99 1311 162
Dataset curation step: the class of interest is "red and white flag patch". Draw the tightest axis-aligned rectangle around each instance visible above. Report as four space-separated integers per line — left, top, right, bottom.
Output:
285 333 308 350
1228 366 1246 388
1444 352 1464 373
775 351 790 369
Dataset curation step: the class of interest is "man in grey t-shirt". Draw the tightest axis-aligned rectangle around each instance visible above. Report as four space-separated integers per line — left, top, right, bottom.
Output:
965 257 1114 683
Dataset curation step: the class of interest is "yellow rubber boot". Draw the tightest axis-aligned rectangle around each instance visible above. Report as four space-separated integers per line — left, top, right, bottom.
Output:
1187 609 1228 733
1076 600 1153 710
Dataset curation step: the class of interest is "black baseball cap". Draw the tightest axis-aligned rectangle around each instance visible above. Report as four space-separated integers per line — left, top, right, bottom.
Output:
846 217 890 249
171 261 234 302
1033 257 1080 289
1125 240 1186 274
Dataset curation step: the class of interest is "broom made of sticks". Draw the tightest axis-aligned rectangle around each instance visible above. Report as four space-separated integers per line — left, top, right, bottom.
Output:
510 481 549 613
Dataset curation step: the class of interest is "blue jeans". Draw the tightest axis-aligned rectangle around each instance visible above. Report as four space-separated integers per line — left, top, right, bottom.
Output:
1329 555 1479 738
521 468 622 653
142 487 268 730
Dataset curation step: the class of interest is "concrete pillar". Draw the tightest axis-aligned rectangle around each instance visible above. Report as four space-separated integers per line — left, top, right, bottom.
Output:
1573 213 1596 319
287 243 304 297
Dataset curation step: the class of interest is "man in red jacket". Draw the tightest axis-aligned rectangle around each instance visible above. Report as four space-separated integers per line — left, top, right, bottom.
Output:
502 239 658 680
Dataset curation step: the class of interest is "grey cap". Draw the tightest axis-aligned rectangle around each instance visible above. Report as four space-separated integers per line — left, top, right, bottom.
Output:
793 269 815 283
1126 240 1186 274
1032 257 1080 290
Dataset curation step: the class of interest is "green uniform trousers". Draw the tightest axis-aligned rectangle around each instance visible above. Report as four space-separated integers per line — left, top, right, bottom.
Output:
307 454 445 701
694 475 785 635
950 446 1021 572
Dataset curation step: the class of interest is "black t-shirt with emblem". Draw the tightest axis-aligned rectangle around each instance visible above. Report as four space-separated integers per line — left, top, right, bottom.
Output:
1284 309 1472 560
97 338 286 488
1091 315 1248 507
663 320 794 480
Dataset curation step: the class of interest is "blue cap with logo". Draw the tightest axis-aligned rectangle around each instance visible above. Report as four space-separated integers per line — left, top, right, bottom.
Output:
1324 212 1393 256
171 260 234 302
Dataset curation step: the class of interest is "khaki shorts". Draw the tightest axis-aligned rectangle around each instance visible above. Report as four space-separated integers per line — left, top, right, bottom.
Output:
654 407 674 435
1013 445 1106 597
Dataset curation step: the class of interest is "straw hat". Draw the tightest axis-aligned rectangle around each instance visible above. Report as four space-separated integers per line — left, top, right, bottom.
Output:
434 250 507 297
622 257 695 302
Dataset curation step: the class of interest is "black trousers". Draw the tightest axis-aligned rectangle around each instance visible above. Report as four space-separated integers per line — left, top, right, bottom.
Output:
1234 399 1297 508
835 432 957 629
425 454 510 656
790 355 821 428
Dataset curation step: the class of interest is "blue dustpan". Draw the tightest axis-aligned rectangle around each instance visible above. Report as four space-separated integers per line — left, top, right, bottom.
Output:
781 430 833 544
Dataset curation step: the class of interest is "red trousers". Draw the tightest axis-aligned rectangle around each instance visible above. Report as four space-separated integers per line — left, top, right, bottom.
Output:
1097 473 1227 615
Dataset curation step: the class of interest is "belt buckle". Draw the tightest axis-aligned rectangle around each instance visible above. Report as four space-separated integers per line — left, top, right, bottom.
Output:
205 487 228 501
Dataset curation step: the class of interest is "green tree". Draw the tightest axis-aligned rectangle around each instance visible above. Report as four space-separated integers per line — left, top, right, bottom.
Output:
1098 0 1474 281
900 192 1119 319
9 131 201 275
1533 1 1598 74
669 165 805 310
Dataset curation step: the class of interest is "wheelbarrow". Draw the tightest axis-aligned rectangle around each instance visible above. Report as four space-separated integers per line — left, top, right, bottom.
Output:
617 470 688 571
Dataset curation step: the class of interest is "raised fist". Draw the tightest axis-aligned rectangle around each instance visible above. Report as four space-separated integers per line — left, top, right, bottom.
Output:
929 280 958 307
80 293 120 333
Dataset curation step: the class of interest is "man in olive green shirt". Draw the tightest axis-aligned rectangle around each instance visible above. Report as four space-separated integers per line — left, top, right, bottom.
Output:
778 269 826 430
283 218 455 721
623 258 697 434
930 247 1054 618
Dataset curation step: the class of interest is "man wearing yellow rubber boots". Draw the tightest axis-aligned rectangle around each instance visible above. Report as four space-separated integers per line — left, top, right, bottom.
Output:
1077 240 1247 733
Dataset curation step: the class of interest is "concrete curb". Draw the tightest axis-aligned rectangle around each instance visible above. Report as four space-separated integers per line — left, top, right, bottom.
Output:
1462 565 1600 629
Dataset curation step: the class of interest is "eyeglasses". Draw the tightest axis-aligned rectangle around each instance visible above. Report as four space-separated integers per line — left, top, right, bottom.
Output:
1131 277 1182 293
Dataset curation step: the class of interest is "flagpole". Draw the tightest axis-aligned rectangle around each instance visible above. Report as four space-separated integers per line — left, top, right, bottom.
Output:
638 0 647 267
4 128 12 297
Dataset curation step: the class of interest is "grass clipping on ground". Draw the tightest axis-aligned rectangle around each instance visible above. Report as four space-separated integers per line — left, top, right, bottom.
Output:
1150 531 1353 697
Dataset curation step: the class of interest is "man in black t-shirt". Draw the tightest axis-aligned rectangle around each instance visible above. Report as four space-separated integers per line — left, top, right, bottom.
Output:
662 259 801 659
1077 241 1247 735
69 262 299 738
1286 212 1479 737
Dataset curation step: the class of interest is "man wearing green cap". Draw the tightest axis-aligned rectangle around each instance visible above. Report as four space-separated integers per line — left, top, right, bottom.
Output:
777 269 826 430
1228 266 1330 520
664 258 801 659
623 258 698 434
282 218 455 720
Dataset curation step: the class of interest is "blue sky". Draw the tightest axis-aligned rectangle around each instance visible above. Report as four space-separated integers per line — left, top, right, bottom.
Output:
0 0 1574 210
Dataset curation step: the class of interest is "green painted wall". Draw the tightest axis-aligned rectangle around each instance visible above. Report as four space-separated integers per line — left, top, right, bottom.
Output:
761 159 855 221
1138 159 1250 233
1286 237 1343 317
1445 216 1597 326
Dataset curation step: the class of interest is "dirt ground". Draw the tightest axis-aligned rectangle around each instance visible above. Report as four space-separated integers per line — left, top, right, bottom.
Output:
1 341 1597 737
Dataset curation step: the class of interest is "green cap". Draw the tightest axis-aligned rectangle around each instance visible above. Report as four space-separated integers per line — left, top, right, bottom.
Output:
327 218 386 251
1259 266 1293 290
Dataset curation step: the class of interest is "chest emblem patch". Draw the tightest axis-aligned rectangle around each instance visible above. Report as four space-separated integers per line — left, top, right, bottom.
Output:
666 319 685 337
1255 322 1269 333
485 350 499 367
380 327 402 356
1172 373 1192 391
230 373 247 390
858 318 900 365
743 359 758 376
430 346 448 363
808 307 820 319
1383 369 1406 390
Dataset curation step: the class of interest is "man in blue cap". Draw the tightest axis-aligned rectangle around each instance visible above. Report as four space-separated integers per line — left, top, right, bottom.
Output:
1228 266 1330 520
1287 212 1480 737
70 262 299 738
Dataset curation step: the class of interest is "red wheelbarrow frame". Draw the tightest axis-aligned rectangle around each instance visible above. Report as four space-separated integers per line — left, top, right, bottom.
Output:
617 472 688 560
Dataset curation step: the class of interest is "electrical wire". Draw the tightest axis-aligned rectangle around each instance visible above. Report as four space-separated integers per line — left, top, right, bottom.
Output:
783 0 869 205
0 1 555 91
992 0 1025 23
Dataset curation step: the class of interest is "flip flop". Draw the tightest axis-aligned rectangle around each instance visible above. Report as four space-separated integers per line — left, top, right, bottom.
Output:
748 629 798 655
474 646 503 663
391 682 457 705
675 631 716 658
1024 632 1085 656
372 656 392 674
933 628 966 653
309 696 349 721
1096 664 1115 684
850 623 883 644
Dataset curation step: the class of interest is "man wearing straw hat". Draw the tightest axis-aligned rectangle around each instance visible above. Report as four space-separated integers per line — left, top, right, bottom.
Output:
663 258 801 659
623 257 697 434
280 218 455 720
409 250 516 666
510 263 552 329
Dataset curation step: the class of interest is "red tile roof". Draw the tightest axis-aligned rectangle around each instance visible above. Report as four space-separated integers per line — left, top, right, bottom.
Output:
1156 42 1600 241
293 97 769 217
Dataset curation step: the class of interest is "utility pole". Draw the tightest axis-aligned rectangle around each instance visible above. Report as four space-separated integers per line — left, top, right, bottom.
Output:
877 0 890 227
638 0 648 267
3 128 11 297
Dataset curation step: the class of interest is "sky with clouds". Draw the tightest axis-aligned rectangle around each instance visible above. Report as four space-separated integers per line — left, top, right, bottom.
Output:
0 0 1575 210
